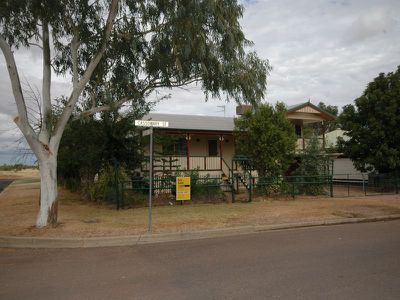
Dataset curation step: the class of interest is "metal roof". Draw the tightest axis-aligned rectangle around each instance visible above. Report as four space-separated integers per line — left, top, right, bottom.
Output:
142 113 235 132
287 102 309 111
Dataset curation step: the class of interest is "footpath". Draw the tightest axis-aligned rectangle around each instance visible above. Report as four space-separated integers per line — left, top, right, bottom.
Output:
1 215 400 248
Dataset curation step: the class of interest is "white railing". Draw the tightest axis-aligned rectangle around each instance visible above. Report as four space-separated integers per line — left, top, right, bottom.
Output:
296 138 324 151
142 156 222 172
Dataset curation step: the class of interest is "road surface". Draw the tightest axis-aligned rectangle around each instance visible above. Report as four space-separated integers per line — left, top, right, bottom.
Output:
0 180 13 193
1 220 400 299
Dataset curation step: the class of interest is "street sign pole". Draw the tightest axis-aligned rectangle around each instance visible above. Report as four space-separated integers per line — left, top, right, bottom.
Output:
134 119 169 234
148 126 153 233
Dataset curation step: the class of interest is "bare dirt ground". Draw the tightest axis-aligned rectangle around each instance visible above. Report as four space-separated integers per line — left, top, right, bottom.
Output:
1 172 400 238
0 169 39 180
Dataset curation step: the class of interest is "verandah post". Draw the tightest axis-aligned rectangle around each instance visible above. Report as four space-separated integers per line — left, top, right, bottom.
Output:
186 133 190 170
219 135 223 171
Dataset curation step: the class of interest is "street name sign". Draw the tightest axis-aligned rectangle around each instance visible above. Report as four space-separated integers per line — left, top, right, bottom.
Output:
142 128 152 136
135 120 169 128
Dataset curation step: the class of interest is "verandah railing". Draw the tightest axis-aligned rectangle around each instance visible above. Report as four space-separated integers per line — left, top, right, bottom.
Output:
141 155 222 173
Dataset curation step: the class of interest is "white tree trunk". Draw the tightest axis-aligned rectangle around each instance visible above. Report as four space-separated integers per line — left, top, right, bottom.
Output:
36 155 58 227
1 0 119 228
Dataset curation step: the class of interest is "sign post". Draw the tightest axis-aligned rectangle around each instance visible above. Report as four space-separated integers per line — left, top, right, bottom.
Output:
148 126 153 232
135 119 169 233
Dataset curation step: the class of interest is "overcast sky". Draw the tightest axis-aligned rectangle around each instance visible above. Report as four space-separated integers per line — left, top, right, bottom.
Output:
1 0 399 164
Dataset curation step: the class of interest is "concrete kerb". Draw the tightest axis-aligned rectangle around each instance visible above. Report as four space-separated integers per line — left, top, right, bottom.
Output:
1 214 400 249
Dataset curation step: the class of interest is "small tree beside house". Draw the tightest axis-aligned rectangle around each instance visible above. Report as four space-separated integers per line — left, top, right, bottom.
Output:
234 103 297 178
294 134 331 195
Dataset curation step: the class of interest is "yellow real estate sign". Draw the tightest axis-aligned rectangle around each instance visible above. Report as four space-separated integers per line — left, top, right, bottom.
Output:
176 177 191 201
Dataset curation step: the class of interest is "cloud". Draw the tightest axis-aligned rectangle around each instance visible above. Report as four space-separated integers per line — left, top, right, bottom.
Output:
342 8 397 44
237 0 400 108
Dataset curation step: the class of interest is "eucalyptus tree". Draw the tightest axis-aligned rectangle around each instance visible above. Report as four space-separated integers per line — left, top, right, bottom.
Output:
0 0 270 227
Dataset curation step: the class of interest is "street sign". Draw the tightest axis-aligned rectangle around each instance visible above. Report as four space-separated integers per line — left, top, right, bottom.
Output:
176 177 191 201
134 119 168 233
135 120 169 128
142 128 153 136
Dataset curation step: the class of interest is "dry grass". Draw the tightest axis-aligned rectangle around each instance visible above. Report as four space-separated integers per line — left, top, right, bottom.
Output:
0 169 39 180
1 171 400 238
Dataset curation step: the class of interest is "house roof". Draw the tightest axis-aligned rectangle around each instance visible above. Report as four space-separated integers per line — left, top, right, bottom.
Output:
286 101 336 121
142 102 335 132
142 113 235 132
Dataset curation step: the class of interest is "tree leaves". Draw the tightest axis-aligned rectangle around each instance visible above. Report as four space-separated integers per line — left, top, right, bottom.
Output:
234 104 297 177
339 66 400 173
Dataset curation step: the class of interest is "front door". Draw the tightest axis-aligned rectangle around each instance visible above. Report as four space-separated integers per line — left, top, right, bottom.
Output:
208 140 218 156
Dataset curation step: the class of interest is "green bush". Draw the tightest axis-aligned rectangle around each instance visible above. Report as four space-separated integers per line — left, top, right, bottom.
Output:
173 169 223 201
255 176 283 196
91 164 129 203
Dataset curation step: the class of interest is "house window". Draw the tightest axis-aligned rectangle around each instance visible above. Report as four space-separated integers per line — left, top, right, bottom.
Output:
208 140 218 156
163 138 187 155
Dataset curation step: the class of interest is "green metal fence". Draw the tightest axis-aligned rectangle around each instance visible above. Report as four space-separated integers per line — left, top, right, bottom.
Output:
119 175 234 208
332 173 400 197
111 172 400 208
249 175 333 201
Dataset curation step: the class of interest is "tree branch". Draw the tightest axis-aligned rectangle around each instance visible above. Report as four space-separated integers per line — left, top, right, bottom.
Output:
143 77 201 93
39 19 52 144
137 21 170 36
71 30 79 95
24 80 42 129
0 35 42 158
51 0 119 149
28 42 43 49
77 97 130 118
76 75 201 118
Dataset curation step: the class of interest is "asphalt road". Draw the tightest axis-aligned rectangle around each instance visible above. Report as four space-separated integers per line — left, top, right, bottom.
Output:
1 221 400 300
0 180 13 193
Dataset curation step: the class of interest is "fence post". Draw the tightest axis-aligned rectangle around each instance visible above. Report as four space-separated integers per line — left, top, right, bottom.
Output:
120 181 124 209
362 173 366 196
291 182 295 198
330 175 333 197
231 180 235 203
347 173 350 197
249 177 253 202
248 173 252 202
114 160 120 210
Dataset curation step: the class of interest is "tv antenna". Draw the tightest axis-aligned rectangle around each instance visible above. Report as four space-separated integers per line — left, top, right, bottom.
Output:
216 105 226 117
